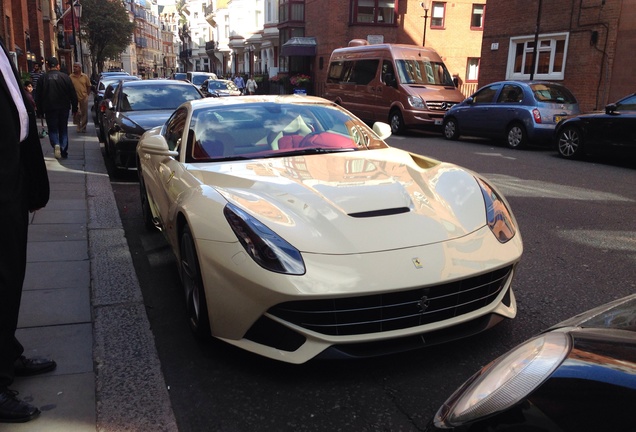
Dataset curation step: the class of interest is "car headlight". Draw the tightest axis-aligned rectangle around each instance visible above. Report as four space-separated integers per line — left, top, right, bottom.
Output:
476 177 516 243
223 203 305 275
408 95 426 109
434 332 570 428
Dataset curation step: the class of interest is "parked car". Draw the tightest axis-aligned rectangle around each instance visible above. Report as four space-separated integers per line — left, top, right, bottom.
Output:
92 75 140 124
136 95 523 364
425 293 636 431
186 71 218 86
555 93 636 159
443 81 579 149
200 79 242 97
103 79 203 170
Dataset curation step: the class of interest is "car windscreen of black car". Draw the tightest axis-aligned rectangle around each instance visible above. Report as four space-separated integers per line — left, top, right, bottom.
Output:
119 84 201 111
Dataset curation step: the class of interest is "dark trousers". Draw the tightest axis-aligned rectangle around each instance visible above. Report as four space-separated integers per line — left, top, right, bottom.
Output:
0 183 28 391
45 108 70 155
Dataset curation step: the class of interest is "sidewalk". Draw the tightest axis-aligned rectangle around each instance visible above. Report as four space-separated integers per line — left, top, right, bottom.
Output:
0 117 178 431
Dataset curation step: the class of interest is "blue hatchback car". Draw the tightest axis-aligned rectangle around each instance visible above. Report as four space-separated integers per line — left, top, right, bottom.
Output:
443 81 579 149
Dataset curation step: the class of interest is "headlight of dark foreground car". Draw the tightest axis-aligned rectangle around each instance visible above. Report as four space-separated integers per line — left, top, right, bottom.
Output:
434 332 570 428
224 203 305 275
476 177 516 243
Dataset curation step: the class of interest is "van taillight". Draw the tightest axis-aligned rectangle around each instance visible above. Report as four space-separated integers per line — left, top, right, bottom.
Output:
532 108 542 123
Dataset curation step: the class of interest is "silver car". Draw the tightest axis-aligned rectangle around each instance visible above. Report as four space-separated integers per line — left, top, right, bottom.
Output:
443 81 579 149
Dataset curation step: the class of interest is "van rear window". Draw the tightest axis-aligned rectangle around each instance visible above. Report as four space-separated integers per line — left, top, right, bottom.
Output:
395 60 454 86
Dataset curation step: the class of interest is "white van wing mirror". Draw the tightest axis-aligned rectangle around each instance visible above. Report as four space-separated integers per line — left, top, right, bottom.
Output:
373 122 392 140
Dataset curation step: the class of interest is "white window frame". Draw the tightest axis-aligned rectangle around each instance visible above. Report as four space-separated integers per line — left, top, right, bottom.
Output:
506 32 569 81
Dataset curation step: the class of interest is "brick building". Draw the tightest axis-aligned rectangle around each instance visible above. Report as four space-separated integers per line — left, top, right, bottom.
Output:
479 0 636 112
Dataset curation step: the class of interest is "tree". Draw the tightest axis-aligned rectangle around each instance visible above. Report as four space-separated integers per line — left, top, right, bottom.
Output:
80 0 135 78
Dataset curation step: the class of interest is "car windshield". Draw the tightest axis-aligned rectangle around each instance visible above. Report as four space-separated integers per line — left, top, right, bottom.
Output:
395 59 454 86
184 102 388 162
120 83 201 111
191 75 214 85
530 84 577 104
209 81 238 91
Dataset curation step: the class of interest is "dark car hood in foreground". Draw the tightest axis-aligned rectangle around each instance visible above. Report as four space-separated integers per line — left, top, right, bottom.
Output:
118 109 175 130
426 294 636 432
551 293 636 331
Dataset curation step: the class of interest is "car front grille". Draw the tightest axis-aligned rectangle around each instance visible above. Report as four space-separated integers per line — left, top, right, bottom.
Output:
268 266 513 336
426 101 457 111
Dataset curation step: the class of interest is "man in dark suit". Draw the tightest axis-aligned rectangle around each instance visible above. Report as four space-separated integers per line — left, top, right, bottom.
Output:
0 39 57 423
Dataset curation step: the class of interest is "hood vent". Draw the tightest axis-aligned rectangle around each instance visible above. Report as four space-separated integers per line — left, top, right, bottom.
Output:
348 207 410 218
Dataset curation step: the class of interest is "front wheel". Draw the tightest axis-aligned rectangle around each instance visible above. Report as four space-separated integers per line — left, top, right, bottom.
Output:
556 126 583 159
443 118 460 140
179 225 211 339
506 123 528 149
389 109 405 135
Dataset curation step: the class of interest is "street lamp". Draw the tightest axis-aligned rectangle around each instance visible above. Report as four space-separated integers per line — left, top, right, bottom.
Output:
420 1 430 47
68 0 82 64
74 1 83 66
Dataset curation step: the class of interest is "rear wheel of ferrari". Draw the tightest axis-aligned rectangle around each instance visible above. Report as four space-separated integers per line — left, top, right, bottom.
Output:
179 225 211 339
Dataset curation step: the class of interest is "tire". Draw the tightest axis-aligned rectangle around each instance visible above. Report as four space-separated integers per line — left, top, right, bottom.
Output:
556 126 583 159
138 175 156 231
389 109 405 135
443 117 460 140
506 123 528 149
180 225 211 339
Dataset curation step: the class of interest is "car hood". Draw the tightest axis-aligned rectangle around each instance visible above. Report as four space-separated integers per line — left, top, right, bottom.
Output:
408 85 465 103
188 148 492 254
118 109 175 130
551 293 636 332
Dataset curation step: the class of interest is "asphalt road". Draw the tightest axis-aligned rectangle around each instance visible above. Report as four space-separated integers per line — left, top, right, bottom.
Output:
109 132 636 432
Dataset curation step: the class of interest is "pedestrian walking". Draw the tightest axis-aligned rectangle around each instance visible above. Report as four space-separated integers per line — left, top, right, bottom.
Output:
22 80 36 109
70 62 91 133
233 74 245 95
246 75 258 95
34 57 78 159
29 62 42 92
0 38 54 424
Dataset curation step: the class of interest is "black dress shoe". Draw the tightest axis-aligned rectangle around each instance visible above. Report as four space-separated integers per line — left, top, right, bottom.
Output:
14 356 57 377
0 389 40 423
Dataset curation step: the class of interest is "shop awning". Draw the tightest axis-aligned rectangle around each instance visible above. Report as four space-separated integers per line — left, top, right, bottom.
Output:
281 37 317 57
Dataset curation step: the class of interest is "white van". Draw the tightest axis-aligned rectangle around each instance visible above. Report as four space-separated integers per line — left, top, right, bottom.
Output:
325 40 465 134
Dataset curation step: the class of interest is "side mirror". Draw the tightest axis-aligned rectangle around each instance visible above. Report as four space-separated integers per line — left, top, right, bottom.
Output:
465 96 475 105
605 103 617 115
139 134 179 157
372 122 392 140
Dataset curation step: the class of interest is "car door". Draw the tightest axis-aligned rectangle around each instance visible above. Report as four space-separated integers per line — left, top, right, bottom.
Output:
490 83 525 136
584 95 636 153
457 83 502 135
144 107 191 232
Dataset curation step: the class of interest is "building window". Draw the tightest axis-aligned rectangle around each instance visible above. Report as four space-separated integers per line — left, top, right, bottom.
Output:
466 57 479 82
471 4 484 30
431 2 445 28
279 0 304 23
351 0 397 25
507 33 569 80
